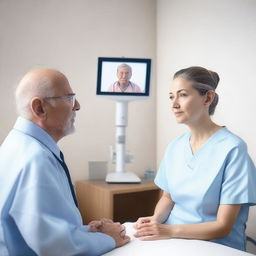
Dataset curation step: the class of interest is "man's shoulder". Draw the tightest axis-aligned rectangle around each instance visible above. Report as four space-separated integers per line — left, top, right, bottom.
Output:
130 81 140 87
3 128 54 162
0 129 57 186
129 82 141 92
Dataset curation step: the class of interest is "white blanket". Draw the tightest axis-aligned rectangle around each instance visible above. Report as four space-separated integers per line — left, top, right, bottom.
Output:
103 223 254 256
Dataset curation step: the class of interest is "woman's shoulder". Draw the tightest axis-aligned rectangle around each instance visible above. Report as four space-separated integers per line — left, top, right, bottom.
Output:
219 127 247 150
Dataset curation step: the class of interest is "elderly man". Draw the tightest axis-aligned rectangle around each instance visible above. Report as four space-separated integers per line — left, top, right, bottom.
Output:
0 69 130 256
108 64 141 93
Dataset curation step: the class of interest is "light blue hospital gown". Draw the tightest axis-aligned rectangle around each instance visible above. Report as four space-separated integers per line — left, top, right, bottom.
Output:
155 127 256 251
0 117 115 256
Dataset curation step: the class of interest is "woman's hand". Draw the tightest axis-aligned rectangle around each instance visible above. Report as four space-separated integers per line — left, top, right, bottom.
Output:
135 205 242 241
133 216 156 229
134 220 172 240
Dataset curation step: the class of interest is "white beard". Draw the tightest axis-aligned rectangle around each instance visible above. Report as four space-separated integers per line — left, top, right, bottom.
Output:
63 113 76 136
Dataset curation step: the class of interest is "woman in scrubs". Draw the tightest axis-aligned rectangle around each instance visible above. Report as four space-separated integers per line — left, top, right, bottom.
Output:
134 66 256 251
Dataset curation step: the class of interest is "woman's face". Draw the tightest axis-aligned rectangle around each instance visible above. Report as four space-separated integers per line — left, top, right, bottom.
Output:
169 77 208 125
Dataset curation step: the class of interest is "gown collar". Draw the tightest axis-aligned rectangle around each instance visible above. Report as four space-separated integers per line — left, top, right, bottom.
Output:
185 127 228 170
13 116 61 159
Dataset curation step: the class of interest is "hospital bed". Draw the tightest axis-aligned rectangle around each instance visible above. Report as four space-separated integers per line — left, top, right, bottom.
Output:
103 223 254 256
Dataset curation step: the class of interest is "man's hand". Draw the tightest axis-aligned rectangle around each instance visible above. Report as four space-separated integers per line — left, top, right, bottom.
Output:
100 222 130 247
88 219 130 247
88 220 102 232
88 218 113 232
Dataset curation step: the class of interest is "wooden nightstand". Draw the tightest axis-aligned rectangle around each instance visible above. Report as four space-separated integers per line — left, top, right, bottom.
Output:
76 180 161 224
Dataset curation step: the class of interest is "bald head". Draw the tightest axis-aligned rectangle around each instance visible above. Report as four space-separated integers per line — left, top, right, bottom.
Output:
15 69 69 118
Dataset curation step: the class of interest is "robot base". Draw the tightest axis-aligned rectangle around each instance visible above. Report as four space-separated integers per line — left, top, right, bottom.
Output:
106 172 141 184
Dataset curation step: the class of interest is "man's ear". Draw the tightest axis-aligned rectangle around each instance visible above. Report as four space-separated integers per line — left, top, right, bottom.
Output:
30 97 47 119
204 90 215 106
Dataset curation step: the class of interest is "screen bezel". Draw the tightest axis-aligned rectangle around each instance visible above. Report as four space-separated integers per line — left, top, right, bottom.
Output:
96 57 151 96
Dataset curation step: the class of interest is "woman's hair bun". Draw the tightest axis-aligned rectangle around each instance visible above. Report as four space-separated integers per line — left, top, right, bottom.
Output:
208 70 220 89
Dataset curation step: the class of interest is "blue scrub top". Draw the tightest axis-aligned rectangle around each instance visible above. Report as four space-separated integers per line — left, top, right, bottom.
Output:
155 127 256 251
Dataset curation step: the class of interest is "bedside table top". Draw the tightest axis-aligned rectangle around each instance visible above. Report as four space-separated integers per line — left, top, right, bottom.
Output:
76 180 159 194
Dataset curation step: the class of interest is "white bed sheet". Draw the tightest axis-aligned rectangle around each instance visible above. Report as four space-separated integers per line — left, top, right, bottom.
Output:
103 223 254 256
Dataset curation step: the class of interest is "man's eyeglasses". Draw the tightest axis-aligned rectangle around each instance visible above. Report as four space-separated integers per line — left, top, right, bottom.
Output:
44 93 76 108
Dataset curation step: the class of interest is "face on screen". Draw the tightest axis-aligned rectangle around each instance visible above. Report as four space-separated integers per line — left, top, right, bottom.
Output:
117 67 132 87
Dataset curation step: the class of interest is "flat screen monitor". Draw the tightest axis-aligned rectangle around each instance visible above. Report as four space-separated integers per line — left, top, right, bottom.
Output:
96 57 151 96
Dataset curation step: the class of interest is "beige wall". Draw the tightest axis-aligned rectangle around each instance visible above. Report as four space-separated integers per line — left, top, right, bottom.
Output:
156 0 256 253
0 0 156 181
